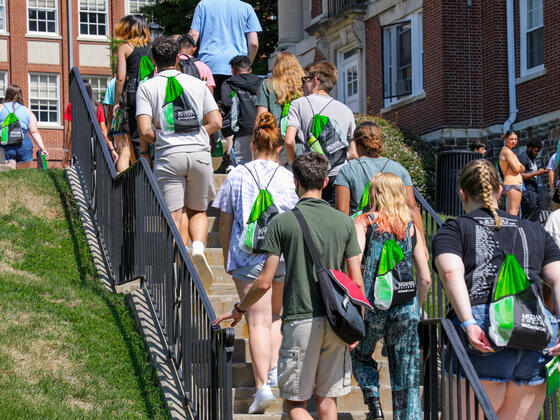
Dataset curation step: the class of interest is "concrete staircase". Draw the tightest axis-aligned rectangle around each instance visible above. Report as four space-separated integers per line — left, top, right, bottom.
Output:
203 174 394 419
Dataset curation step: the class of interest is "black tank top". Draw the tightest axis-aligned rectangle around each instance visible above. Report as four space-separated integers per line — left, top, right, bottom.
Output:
125 43 151 81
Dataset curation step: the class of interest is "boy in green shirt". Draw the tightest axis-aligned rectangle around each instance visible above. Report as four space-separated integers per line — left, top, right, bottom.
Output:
215 152 364 418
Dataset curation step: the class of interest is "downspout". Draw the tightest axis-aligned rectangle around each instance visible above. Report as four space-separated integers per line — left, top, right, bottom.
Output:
67 0 73 69
467 0 472 127
503 0 517 132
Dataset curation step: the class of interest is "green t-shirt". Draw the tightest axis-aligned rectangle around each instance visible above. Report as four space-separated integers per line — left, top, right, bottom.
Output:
255 79 283 121
261 198 362 321
334 157 413 215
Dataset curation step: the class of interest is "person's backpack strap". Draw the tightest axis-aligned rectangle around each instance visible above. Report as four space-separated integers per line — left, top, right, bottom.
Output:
292 207 325 273
305 96 334 120
242 163 280 191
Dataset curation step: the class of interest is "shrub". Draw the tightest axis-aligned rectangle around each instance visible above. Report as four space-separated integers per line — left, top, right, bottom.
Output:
355 114 430 198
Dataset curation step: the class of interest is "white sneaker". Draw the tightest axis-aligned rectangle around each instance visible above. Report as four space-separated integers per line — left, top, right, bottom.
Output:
191 244 214 289
267 365 278 387
248 384 276 414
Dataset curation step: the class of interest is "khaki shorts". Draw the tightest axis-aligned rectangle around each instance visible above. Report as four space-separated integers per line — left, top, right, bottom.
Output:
154 151 216 212
278 316 352 401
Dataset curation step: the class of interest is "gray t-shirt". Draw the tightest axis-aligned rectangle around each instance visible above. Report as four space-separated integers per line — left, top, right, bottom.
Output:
136 69 218 158
334 157 413 214
286 93 355 176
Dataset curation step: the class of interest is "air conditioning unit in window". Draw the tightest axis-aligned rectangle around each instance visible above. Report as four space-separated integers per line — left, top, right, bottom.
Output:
396 79 412 96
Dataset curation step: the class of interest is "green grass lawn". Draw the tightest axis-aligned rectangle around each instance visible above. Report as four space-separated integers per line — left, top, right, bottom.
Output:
0 169 169 419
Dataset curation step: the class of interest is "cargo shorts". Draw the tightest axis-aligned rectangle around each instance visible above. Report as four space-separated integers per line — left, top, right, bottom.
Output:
278 316 352 401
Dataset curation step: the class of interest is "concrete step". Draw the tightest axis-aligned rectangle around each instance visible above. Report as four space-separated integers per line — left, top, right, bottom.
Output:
214 173 227 190
207 216 219 232
208 281 238 296
232 360 391 388
204 247 226 266
232 386 391 414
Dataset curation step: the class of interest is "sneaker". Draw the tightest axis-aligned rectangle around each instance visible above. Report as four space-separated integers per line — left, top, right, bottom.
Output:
248 384 276 414
191 246 214 289
267 365 278 387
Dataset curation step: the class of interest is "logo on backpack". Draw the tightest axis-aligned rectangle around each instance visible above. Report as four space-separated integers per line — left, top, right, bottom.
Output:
0 109 24 146
305 98 348 170
178 55 201 79
239 165 281 253
161 75 202 134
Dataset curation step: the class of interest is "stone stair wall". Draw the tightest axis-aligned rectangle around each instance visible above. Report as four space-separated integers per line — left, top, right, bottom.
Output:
202 174 394 419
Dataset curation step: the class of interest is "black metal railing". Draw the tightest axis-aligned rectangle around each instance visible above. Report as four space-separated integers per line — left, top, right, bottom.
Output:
327 0 368 17
419 319 498 420
69 67 234 420
414 187 447 319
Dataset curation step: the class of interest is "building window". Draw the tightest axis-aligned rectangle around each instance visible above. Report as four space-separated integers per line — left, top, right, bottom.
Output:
28 0 57 34
79 0 107 37
0 71 7 101
29 73 59 125
382 14 423 106
84 75 110 102
520 0 544 75
338 49 360 113
0 0 6 32
127 0 154 14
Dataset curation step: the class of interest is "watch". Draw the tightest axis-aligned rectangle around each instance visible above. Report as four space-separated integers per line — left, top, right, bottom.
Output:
233 301 247 315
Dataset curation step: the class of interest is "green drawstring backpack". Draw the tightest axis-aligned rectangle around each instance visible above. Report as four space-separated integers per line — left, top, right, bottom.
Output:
477 221 553 351
138 55 155 84
372 233 416 310
279 97 296 140
160 75 202 134
0 104 24 146
305 97 348 170
240 165 281 253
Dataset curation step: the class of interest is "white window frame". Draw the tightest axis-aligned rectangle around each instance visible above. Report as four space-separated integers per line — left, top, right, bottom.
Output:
337 48 361 113
84 75 110 103
0 0 6 33
27 0 58 36
382 13 423 108
28 72 60 127
0 71 7 101
125 0 154 14
79 0 109 38
520 0 544 77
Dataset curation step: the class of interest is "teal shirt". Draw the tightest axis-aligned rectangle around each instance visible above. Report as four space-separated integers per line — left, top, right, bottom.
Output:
261 198 361 321
255 79 283 121
334 157 413 215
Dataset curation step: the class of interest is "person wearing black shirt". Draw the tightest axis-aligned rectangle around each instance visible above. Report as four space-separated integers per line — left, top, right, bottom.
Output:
433 159 560 420
520 137 548 221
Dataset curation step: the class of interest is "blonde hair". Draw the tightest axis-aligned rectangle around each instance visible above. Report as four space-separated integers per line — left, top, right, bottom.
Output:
364 172 411 240
459 159 502 229
268 52 305 105
115 14 151 47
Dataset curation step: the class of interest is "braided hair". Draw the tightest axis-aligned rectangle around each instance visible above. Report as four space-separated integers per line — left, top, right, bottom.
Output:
459 160 502 229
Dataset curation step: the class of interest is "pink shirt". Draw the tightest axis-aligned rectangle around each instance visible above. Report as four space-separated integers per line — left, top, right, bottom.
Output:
178 54 216 88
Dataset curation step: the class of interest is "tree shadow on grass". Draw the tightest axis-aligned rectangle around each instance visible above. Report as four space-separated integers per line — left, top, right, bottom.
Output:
48 170 165 419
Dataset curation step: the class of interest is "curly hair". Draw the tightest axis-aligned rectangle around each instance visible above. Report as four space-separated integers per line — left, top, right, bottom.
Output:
354 122 383 157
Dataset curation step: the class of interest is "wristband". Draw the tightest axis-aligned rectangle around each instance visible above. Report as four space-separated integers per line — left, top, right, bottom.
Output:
461 318 477 331
234 301 247 314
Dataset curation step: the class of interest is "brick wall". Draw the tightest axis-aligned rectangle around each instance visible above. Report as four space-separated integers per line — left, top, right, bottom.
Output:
311 0 323 19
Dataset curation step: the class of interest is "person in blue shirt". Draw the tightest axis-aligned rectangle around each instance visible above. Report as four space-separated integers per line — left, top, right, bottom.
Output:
188 0 262 101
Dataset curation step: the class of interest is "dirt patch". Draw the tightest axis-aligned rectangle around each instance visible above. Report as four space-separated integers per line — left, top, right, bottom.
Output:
68 397 94 411
0 240 23 265
0 262 41 283
0 178 61 219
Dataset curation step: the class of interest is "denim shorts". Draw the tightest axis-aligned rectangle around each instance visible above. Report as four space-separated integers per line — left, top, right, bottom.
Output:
450 303 558 385
231 261 286 283
1 135 33 163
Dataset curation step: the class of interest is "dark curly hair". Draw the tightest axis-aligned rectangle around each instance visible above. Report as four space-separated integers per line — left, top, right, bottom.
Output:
151 36 179 68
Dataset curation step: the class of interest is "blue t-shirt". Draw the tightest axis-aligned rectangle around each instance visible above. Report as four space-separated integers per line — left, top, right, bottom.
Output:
0 102 31 132
190 0 262 75
103 78 116 105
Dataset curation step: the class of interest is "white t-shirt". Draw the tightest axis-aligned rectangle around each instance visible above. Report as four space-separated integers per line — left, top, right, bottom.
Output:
136 68 218 157
545 209 560 249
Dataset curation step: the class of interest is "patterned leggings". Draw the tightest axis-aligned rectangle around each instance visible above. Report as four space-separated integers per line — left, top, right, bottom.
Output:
351 297 421 420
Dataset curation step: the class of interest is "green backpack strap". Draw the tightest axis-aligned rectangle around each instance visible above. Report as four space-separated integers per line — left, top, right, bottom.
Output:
163 75 183 105
244 164 280 224
139 55 155 83
0 112 19 145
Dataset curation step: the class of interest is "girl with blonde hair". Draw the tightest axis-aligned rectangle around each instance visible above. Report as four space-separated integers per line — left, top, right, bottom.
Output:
434 159 560 419
254 52 305 165
352 172 431 420
112 14 152 172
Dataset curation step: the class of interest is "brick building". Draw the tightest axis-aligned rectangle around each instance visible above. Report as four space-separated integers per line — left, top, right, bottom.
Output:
276 0 559 188
0 0 154 167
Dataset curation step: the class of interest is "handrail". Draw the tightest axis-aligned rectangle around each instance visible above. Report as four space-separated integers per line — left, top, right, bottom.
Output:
69 67 234 419
419 318 498 420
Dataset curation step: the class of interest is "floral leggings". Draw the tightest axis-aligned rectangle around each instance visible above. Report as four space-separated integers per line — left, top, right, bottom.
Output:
351 297 422 420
